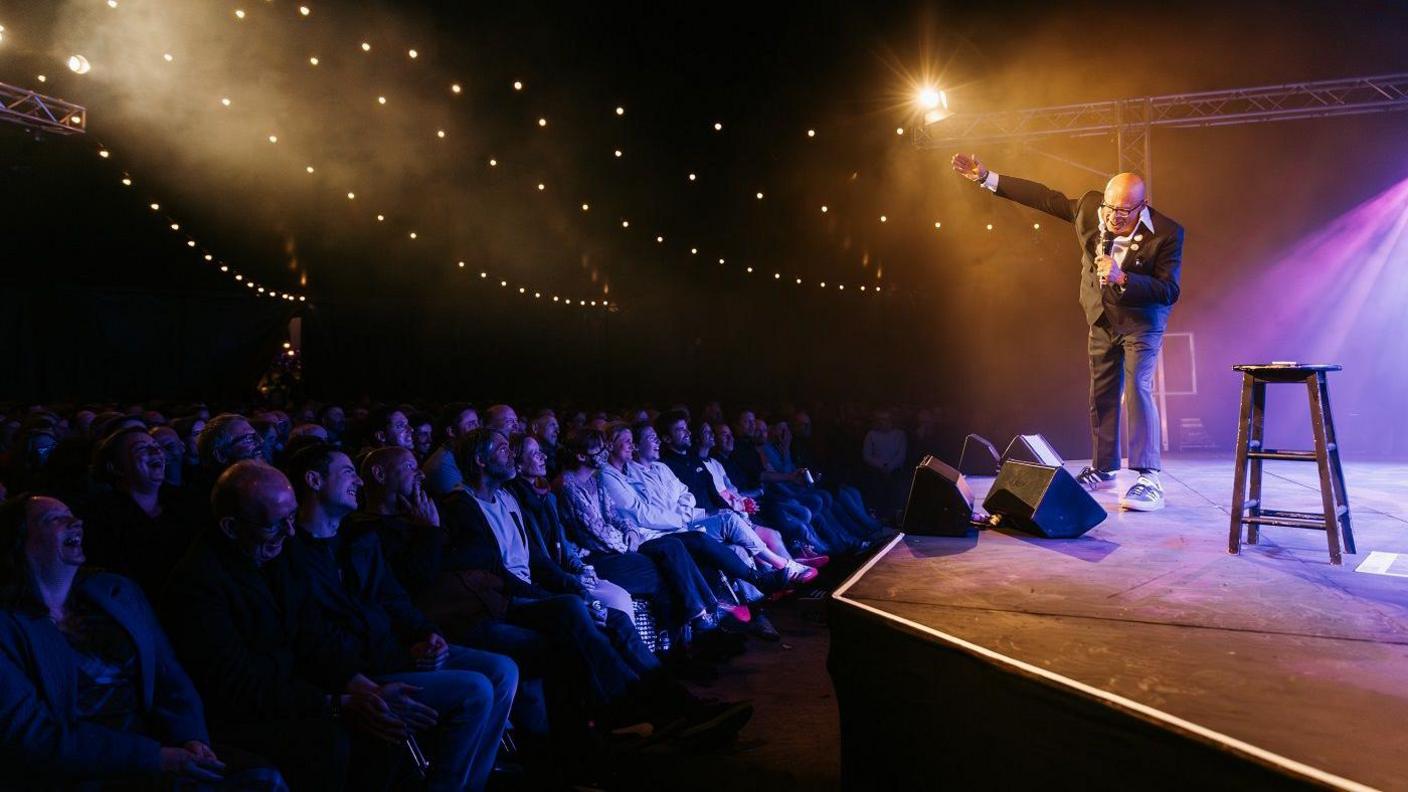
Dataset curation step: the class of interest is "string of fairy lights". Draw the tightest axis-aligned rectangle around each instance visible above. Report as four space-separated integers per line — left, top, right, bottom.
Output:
33 1 1051 307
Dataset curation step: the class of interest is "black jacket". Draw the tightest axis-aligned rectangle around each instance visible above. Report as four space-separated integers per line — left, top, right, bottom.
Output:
163 530 359 725
342 511 442 604
80 488 195 601
505 478 587 596
279 528 437 676
992 174 1183 334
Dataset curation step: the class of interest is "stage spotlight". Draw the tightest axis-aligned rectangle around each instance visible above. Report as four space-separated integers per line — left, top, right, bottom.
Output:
309 56 319 66
98 150 110 158
458 261 465 268
377 96 386 105
488 158 497 166
821 205 828 212
437 129 445 138
121 177 132 186
163 53 173 62
268 135 278 143
896 127 904 135
221 97 231 106
581 203 589 211
756 192 764 200
299 5 310 15
235 9 245 20
614 149 622 157
688 173 696 181
361 42 371 52
451 83 461 93
67 55 91 74
408 49 418 59
306 165 315 173
918 87 942 109
714 122 723 131
616 106 625 116
807 129 816 137
513 80 523 90
537 117 547 127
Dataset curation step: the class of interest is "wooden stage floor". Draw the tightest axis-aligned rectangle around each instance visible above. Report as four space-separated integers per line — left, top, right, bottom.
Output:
833 455 1408 791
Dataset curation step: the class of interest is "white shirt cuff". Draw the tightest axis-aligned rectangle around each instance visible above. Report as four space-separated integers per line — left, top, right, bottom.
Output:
980 171 999 192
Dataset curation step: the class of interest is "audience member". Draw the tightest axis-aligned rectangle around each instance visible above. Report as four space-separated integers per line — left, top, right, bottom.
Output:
281 444 515 792
422 403 480 497
0 493 283 788
81 427 192 599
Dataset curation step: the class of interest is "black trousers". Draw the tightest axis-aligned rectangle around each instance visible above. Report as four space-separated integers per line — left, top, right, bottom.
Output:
1088 316 1164 472
591 538 718 627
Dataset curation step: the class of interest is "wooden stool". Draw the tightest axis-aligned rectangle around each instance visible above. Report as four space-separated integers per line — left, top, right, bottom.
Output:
1228 364 1354 564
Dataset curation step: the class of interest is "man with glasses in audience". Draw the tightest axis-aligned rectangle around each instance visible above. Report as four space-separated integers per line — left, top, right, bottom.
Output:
951 154 1184 512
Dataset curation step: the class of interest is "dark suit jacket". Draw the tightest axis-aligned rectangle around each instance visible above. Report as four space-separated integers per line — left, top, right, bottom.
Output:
439 488 553 602
279 529 437 676
0 572 208 782
993 174 1183 334
163 530 360 725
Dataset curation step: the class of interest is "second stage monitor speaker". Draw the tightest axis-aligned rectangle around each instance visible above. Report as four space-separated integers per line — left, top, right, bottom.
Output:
982 460 1106 538
902 455 977 537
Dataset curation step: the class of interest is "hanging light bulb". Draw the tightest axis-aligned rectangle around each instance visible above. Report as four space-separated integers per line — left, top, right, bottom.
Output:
67 55 92 74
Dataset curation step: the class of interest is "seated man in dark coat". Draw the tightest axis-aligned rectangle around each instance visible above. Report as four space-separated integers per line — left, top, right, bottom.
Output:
81 426 196 599
163 460 435 791
0 493 282 789
282 444 515 792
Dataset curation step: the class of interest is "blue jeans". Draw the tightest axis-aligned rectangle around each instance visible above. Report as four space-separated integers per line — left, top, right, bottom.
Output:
375 645 516 792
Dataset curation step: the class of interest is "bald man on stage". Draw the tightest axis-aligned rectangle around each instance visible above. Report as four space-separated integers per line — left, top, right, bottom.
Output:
951 154 1184 512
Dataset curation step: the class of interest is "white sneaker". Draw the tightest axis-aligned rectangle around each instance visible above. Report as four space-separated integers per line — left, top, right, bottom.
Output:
1119 473 1165 512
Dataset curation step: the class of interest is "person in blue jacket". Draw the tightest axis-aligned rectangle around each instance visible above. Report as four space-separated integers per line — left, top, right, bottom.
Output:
0 492 283 789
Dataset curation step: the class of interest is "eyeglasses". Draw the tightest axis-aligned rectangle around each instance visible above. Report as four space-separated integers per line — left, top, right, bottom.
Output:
237 512 295 540
231 432 260 448
1100 201 1145 219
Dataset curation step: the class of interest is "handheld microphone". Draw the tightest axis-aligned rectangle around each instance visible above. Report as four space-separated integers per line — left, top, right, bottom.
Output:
1096 228 1112 285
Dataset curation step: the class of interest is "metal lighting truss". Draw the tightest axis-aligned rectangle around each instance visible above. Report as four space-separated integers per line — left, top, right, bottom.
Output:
0 81 86 135
917 72 1408 185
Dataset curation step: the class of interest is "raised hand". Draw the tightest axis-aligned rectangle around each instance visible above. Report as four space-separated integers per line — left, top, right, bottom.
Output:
400 480 440 528
950 153 988 182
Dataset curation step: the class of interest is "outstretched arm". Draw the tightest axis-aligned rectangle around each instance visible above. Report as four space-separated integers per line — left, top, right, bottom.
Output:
951 153 1081 223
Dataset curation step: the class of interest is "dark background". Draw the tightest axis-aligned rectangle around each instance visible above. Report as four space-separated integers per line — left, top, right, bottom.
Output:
3 0 1407 457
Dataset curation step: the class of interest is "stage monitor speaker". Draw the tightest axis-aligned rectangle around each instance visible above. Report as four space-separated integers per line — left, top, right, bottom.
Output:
902 455 976 537
958 434 1001 476
1001 433 1064 468
982 461 1106 538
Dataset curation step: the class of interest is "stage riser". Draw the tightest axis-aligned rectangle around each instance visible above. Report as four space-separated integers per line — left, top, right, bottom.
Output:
828 599 1320 792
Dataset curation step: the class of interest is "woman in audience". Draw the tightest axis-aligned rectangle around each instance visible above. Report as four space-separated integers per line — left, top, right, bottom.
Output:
506 433 636 624
556 428 732 631
0 493 283 789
